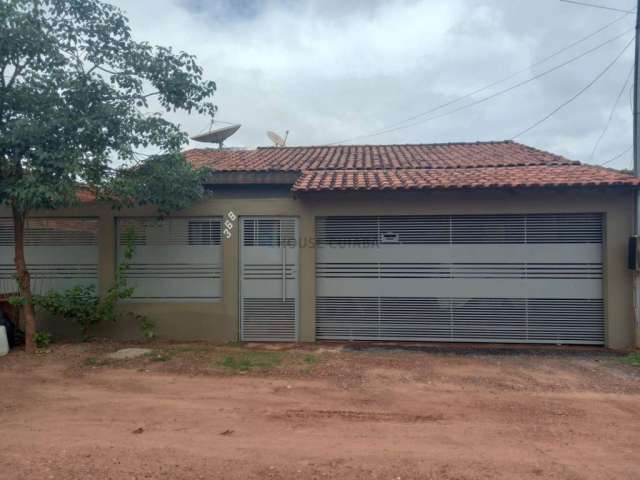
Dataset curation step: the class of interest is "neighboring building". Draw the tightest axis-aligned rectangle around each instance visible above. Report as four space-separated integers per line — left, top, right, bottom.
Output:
1 141 638 348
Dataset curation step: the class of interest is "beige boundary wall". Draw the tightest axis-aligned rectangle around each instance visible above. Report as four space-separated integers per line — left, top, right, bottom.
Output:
0 186 636 349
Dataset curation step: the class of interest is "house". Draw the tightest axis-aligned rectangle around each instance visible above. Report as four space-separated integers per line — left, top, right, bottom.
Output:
1 141 638 348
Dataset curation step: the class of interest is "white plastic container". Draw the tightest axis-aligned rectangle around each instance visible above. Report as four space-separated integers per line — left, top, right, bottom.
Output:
0 326 9 357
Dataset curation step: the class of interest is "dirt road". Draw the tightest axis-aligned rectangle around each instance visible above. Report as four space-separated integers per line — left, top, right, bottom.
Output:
1 342 639 479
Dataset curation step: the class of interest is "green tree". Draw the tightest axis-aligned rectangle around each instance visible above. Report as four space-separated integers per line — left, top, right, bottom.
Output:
0 0 216 352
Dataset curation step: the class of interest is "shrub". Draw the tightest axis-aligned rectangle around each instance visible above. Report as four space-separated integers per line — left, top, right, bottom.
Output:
34 331 52 349
36 286 100 341
34 227 147 340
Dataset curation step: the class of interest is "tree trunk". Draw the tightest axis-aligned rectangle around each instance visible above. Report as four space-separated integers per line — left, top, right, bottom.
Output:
12 204 36 353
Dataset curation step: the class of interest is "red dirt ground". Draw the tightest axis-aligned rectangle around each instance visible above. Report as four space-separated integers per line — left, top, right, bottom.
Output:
1 342 640 479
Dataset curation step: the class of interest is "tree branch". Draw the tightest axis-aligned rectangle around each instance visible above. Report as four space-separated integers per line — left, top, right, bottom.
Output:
6 61 28 89
0 62 8 88
94 65 133 76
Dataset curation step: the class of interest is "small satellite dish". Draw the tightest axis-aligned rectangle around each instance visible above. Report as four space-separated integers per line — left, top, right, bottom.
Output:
267 130 289 147
191 124 241 149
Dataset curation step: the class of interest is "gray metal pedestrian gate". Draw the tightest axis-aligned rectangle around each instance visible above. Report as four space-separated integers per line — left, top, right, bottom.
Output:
315 213 604 345
240 217 298 341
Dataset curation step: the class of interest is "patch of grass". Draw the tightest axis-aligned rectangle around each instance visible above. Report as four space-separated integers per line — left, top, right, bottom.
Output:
619 353 640 366
303 354 318 364
217 351 283 373
165 345 211 354
84 356 108 367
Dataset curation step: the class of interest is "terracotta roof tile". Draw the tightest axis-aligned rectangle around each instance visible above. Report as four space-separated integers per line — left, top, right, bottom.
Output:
76 189 96 203
184 141 576 172
183 141 639 192
292 165 640 192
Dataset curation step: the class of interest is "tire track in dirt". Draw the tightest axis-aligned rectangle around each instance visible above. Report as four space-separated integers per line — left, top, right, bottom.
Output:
274 409 444 423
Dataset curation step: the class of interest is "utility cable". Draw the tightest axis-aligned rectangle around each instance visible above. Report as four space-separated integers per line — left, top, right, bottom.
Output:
589 62 634 161
326 28 634 145
559 0 635 14
374 13 631 134
511 36 634 139
599 144 632 166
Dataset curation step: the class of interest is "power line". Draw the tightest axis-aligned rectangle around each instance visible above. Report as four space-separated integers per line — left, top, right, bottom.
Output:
599 144 633 165
559 0 635 14
589 62 635 161
511 36 634 139
326 28 634 145
324 18 632 146
363 13 631 136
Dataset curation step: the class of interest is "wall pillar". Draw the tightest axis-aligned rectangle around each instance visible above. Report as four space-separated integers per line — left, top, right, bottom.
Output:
97 209 115 297
298 206 316 342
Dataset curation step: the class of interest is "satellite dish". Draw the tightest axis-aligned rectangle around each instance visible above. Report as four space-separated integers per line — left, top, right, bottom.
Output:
191 124 241 149
267 130 289 147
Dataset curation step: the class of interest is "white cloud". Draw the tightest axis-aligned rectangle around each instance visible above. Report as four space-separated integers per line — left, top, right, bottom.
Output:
110 0 637 169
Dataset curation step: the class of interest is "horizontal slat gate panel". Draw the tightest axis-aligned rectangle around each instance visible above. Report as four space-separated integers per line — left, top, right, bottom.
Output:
315 213 604 345
316 213 603 245
117 218 222 300
242 298 296 341
317 263 603 279
316 297 604 344
0 218 99 295
240 218 298 341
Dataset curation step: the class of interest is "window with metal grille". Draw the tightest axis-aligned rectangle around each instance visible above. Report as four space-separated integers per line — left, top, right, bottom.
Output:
117 217 223 301
243 219 296 247
188 220 221 245
0 218 99 295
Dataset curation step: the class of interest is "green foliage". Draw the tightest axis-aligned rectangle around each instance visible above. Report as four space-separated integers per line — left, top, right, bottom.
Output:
303 354 318 364
107 153 211 216
1 0 216 216
35 226 140 340
620 353 640 367
218 351 283 372
140 316 156 340
36 285 99 340
7 295 26 307
34 331 52 349
2 0 215 352
95 226 137 324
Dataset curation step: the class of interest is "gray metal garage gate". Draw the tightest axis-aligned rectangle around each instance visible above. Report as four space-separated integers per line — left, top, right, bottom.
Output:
315 213 604 345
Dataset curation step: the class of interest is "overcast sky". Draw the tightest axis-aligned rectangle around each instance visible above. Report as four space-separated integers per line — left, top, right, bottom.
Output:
110 0 636 169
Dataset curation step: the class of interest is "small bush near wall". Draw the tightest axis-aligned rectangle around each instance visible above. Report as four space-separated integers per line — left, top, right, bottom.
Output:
34 227 153 340
34 331 52 349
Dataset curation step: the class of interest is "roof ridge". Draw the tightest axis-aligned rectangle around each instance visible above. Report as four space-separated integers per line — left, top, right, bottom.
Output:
300 163 624 173
256 140 515 150
509 141 580 165
183 141 586 173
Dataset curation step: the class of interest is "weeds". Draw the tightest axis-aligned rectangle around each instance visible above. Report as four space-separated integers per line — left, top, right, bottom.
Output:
84 356 109 367
165 344 212 354
218 351 283 372
620 352 640 366
303 354 318 364
34 331 52 349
